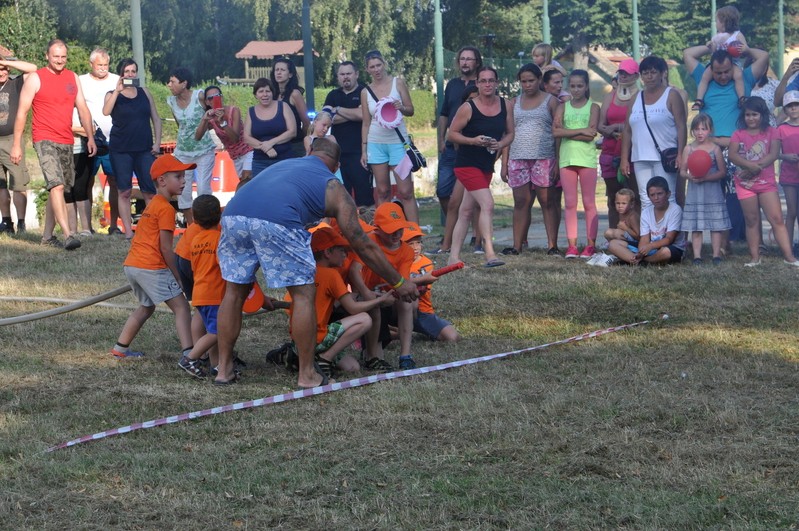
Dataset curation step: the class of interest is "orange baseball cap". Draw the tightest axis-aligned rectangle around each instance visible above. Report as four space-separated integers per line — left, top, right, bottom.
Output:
309 224 350 252
401 222 423 242
329 217 374 235
373 202 407 233
150 154 197 180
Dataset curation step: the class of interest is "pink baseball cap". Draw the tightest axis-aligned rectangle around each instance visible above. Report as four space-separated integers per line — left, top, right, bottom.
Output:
618 59 639 75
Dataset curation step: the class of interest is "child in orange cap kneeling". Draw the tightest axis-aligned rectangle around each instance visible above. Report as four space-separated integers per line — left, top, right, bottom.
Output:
403 222 460 342
110 154 195 359
353 202 417 371
286 224 395 378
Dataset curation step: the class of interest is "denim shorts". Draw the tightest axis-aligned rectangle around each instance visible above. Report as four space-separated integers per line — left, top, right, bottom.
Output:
413 311 452 340
367 142 405 166
218 215 316 288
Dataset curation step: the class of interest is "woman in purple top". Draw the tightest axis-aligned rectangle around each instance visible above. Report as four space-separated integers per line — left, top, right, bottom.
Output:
102 58 162 239
243 77 296 177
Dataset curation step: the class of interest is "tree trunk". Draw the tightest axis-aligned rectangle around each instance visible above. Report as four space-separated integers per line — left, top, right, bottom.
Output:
572 34 589 71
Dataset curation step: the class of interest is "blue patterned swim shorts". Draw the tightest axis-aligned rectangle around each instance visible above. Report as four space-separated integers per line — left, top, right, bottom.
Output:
218 215 316 288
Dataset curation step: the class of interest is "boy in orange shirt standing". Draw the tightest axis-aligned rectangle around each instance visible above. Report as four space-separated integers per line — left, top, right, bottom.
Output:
110 154 194 359
178 195 225 379
286 224 395 378
355 202 417 371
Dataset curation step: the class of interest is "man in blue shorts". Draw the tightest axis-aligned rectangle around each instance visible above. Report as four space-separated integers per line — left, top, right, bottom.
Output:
215 138 418 388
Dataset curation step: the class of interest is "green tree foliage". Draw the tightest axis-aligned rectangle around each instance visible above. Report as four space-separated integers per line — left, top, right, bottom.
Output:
15 0 799 93
0 0 56 63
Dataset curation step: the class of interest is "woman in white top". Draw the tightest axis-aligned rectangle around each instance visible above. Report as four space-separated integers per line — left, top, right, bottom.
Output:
621 56 686 209
360 50 418 222
166 67 216 224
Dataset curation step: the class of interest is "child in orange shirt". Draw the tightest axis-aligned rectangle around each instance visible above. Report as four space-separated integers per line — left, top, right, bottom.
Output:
177 195 224 379
403 223 459 342
174 221 203 301
353 202 417 371
286 224 395 378
110 155 194 359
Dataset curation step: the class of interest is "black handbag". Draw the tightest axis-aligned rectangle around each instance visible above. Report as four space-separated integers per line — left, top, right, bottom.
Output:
640 92 678 173
365 85 426 172
93 121 109 157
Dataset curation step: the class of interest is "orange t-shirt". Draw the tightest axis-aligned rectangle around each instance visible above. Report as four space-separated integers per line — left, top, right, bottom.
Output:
359 233 414 290
411 254 434 314
123 194 176 270
190 227 225 306
174 222 202 260
287 266 350 343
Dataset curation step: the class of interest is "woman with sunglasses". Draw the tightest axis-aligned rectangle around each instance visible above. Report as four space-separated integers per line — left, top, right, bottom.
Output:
360 50 418 222
447 66 515 268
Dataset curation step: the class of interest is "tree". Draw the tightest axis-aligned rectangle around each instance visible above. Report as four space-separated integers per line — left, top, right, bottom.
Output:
0 0 56 63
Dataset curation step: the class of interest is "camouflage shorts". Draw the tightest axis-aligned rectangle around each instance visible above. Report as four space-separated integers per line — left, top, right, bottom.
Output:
34 140 74 192
315 321 346 355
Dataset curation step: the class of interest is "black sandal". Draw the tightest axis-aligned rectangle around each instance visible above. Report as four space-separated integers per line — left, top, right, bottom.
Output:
314 355 335 378
691 98 704 111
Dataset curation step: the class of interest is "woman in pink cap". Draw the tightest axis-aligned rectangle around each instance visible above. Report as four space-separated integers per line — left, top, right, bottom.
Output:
598 58 640 228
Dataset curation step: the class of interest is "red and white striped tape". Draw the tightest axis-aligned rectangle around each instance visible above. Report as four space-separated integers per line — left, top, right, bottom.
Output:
46 316 664 452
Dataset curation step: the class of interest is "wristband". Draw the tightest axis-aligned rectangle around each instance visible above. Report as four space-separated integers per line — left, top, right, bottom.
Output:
392 277 405 289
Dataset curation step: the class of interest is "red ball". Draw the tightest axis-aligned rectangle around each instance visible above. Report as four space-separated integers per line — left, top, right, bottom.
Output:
687 150 712 178
726 41 742 58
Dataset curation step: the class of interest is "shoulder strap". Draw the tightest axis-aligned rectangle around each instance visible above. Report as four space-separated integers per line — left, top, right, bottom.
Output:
640 93 663 155
366 84 409 144
365 84 378 103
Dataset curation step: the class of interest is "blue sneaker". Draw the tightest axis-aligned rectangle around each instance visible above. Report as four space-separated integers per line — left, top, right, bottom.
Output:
111 347 144 358
398 355 416 370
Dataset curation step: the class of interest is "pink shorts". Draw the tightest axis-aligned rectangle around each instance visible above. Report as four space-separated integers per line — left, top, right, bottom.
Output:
735 176 778 200
507 158 556 188
455 167 492 191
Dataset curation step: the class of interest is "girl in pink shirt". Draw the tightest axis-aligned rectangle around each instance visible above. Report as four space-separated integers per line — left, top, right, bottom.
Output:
729 96 799 266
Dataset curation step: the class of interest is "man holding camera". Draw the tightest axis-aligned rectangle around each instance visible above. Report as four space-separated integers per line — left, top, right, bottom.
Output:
78 48 119 234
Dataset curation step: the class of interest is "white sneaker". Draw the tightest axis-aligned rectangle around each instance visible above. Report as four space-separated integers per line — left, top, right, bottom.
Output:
586 252 604 265
595 254 618 268
744 260 761 267
784 260 799 267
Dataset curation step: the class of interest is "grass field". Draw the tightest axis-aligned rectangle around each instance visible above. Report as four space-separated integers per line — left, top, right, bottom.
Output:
1 201 799 528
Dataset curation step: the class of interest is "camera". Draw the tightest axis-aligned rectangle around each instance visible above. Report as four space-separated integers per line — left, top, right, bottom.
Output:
122 78 140 87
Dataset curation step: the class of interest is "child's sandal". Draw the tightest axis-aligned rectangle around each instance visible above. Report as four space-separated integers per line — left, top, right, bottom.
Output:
738 96 747 108
691 99 704 111
314 355 335 378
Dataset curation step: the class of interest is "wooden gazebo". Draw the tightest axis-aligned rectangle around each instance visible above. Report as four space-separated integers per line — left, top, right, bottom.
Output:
227 40 319 84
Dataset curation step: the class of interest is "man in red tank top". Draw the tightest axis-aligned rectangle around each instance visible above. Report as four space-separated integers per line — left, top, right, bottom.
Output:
10 39 96 250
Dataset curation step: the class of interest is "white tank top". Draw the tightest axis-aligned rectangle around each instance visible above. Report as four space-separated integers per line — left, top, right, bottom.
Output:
628 87 677 163
366 77 409 144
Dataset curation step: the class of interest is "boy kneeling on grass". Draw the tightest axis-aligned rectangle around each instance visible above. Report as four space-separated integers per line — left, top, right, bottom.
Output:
110 155 194 359
177 195 225 379
402 222 459 342
607 177 685 266
349 202 417 371
285 223 395 378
